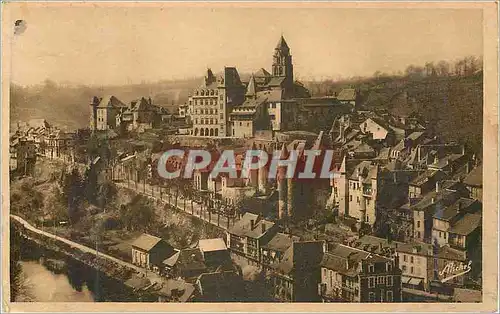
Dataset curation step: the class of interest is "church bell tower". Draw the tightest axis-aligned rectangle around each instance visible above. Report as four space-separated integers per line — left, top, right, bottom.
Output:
272 35 294 89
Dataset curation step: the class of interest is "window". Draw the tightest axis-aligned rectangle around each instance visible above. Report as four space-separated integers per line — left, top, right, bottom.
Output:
368 277 375 288
368 292 375 302
387 263 392 272
386 291 393 302
386 276 393 286
444 232 447 239
377 276 385 285
402 265 407 271
410 266 414 274
417 221 420 228
322 268 326 277
403 255 407 262
417 231 421 238
410 256 414 264
439 231 442 238
350 195 353 202
368 264 375 273
356 196 360 203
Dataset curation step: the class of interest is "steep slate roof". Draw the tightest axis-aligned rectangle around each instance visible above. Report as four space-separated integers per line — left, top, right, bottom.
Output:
255 68 271 77
221 67 243 87
227 212 259 237
131 233 163 252
246 75 257 96
97 95 127 108
449 213 482 235
463 164 482 187
433 197 477 221
275 35 290 53
321 253 348 273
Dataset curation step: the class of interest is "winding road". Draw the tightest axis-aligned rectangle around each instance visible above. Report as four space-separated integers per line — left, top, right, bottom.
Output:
10 214 163 283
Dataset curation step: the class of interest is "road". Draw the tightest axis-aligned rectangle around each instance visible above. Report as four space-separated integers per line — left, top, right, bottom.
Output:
39 157 238 231
115 180 237 231
10 214 164 284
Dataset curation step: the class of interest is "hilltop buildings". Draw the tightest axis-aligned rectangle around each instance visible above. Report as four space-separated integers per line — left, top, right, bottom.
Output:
186 36 353 139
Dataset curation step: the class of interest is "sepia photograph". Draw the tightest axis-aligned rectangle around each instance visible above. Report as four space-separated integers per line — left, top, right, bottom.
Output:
2 2 498 312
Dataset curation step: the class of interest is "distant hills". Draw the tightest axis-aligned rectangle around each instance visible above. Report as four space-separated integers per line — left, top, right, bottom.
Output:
9 78 201 131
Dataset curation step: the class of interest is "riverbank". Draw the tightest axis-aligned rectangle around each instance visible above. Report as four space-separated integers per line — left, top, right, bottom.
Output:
10 216 193 302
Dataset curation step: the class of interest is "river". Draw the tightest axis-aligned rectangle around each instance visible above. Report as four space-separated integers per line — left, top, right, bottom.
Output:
19 260 95 302
11 227 150 302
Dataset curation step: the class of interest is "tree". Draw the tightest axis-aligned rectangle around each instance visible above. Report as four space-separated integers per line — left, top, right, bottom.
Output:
60 167 85 223
424 62 435 77
45 185 69 224
120 195 156 231
436 60 450 77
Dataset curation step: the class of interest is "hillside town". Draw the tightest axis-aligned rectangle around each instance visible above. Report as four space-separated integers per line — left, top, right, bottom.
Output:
10 36 482 303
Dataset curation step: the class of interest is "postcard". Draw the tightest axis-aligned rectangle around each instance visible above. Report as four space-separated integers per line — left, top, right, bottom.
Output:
2 2 498 312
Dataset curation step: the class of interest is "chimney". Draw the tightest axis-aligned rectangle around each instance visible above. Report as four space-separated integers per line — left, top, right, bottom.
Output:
461 145 465 155
250 219 255 230
435 181 440 193
261 223 266 234
431 197 436 204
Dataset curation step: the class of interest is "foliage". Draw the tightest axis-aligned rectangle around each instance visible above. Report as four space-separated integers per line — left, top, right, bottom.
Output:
10 181 44 219
119 195 156 231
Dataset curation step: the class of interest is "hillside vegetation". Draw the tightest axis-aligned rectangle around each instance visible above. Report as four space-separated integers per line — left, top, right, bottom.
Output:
306 57 483 155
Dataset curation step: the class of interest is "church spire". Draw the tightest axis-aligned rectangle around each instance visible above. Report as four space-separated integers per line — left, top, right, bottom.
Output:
275 35 290 55
272 35 294 93
246 74 257 98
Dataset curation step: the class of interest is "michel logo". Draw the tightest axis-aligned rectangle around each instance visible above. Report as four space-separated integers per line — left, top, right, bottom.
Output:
439 260 472 283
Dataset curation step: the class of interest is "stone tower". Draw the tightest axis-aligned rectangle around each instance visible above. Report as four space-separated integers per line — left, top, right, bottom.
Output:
277 143 289 220
272 36 294 90
258 146 269 194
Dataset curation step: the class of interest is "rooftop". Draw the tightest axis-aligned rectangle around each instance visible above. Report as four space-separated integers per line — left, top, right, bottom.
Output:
131 233 163 252
337 88 356 101
262 232 300 253
198 238 227 252
463 164 482 187
449 213 482 235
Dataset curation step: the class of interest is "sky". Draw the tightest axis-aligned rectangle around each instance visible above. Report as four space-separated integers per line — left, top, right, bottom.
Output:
8 5 483 86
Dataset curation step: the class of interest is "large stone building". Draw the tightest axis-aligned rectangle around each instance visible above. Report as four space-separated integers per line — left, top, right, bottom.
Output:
187 36 315 138
187 67 246 137
89 95 127 131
